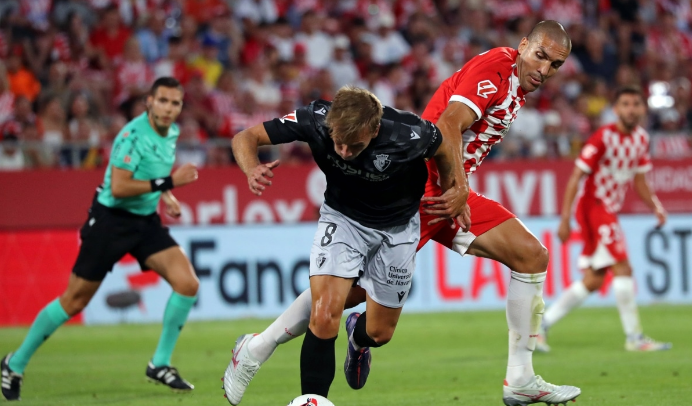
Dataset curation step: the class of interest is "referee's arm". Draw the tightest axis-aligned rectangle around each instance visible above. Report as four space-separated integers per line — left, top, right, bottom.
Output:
111 164 198 198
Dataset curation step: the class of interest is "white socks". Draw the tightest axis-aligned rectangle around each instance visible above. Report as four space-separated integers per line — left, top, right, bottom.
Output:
612 276 642 341
505 270 546 387
248 288 312 363
543 280 590 328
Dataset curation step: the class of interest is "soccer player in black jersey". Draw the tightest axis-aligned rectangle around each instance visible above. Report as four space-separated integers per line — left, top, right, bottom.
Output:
223 86 467 402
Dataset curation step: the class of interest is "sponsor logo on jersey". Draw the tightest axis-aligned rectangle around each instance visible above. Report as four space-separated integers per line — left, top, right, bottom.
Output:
373 154 391 172
122 131 130 138
410 130 420 140
477 80 498 98
315 107 327 115
327 155 390 181
316 253 327 268
124 155 131 164
279 111 297 124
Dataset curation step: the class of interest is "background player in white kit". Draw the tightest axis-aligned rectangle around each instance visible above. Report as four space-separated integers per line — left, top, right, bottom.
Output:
537 86 671 353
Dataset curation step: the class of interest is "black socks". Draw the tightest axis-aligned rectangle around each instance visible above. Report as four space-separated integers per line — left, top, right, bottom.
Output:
300 327 337 396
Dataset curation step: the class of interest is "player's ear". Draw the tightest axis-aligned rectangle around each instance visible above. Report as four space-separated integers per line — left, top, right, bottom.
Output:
517 37 529 54
145 95 153 110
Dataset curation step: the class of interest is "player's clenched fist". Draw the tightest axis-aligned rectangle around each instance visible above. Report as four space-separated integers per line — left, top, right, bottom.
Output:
172 163 198 187
248 160 280 195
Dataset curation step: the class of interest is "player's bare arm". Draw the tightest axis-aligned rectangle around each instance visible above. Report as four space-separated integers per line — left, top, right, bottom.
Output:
424 134 470 229
633 172 667 227
421 101 476 231
231 123 280 196
110 163 198 198
557 166 587 243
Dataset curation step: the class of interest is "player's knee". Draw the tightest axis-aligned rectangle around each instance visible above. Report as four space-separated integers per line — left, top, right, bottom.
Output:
169 269 199 297
514 240 549 274
310 306 342 337
366 325 395 346
60 293 92 316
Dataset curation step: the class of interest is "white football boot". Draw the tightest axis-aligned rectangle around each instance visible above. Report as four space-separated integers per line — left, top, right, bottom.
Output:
223 334 263 405
502 375 580 406
625 335 672 352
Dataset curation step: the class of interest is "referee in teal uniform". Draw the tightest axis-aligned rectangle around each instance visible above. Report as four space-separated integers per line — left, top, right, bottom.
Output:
2 77 200 400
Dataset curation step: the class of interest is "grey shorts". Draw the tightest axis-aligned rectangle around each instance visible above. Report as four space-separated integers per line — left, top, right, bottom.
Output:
309 204 420 308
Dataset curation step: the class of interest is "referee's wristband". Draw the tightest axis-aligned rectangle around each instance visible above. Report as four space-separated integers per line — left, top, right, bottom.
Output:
150 176 174 192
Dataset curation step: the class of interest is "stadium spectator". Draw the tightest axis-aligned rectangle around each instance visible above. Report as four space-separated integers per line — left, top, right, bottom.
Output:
0 134 25 170
89 5 131 64
6 46 41 103
371 14 411 65
295 11 334 69
136 10 170 64
328 35 359 90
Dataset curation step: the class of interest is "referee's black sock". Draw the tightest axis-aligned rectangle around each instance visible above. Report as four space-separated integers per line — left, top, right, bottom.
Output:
352 312 382 348
300 328 337 396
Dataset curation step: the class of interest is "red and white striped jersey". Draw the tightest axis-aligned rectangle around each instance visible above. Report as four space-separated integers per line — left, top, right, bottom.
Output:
421 47 527 175
576 123 652 214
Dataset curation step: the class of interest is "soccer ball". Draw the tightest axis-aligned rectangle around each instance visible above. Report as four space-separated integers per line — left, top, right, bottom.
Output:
287 394 335 406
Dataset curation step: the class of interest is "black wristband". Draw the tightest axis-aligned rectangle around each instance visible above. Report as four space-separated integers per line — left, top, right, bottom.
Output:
150 176 174 192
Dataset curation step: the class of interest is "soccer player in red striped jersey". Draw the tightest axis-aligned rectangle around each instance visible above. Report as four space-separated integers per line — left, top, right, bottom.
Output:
537 86 671 353
223 21 580 406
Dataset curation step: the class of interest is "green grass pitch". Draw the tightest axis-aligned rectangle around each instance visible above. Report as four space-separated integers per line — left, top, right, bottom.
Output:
1 305 690 405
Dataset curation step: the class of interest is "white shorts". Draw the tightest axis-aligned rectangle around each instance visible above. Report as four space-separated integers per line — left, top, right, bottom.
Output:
309 204 420 308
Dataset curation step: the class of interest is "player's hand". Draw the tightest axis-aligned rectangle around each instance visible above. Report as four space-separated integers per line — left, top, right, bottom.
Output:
248 160 280 196
421 185 471 232
557 218 571 244
654 206 667 228
172 163 198 187
161 191 181 218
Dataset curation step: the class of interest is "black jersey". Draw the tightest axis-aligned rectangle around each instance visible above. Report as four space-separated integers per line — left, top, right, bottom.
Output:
263 100 442 229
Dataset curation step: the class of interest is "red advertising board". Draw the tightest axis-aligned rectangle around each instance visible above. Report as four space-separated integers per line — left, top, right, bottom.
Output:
1 159 691 230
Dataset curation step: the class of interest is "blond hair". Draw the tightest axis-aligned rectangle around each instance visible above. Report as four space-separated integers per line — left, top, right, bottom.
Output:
326 86 383 143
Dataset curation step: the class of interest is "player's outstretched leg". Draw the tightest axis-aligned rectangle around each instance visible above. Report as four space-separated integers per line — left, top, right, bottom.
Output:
466 218 581 405
222 288 313 404
1 354 23 401
343 312 372 389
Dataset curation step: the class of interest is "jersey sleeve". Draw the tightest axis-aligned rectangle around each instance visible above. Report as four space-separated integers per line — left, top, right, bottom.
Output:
421 122 443 159
110 129 141 172
575 130 606 174
635 137 653 173
449 56 506 119
263 105 315 144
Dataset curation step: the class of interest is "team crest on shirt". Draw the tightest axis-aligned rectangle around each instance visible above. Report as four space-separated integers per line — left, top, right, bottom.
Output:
279 110 297 124
373 154 391 172
316 253 327 268
477 80 498 98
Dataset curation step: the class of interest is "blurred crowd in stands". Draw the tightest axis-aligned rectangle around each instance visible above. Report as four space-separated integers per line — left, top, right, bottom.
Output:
1 0 691 170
